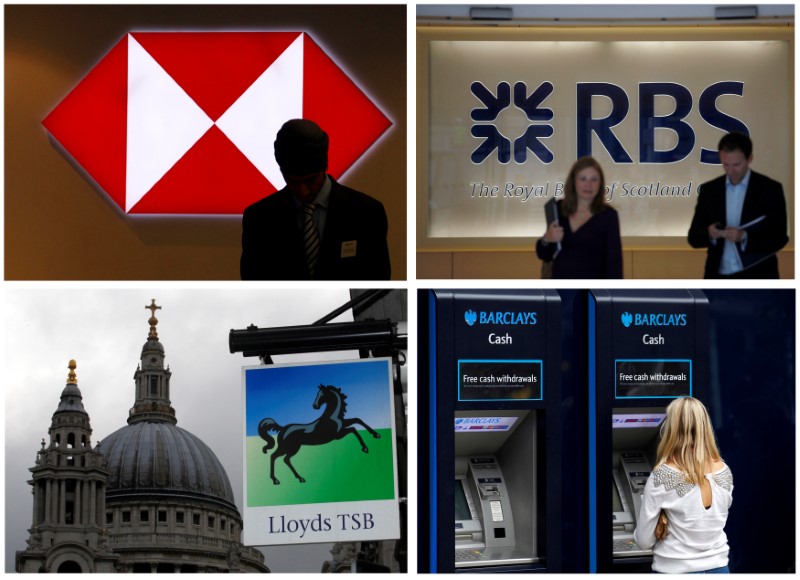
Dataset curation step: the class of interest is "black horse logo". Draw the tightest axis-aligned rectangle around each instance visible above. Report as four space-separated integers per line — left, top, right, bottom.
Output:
258 384 381 485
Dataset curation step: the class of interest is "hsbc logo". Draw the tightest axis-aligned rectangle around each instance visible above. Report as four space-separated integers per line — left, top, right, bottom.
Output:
43 32 391 215
470 80 747 166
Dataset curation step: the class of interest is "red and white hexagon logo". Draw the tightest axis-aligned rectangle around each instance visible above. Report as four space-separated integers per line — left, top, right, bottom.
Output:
43 32 392 215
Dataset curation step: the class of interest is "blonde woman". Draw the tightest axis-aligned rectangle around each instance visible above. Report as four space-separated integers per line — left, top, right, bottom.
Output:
634 397 733 573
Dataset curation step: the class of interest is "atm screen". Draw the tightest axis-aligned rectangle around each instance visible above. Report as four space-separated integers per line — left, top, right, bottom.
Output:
611 479 623 513
455 480 472 521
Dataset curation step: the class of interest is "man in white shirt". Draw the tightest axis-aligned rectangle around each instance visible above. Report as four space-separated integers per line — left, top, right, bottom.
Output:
688 132 788 278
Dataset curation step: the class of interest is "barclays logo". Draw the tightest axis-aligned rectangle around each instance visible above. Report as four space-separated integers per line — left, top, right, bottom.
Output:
465 309 478 326
464 309 537 326
621 312 688 327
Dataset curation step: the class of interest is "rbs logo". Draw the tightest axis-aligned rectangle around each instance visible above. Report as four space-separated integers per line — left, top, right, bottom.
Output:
470 81 555 164
471 80 747 165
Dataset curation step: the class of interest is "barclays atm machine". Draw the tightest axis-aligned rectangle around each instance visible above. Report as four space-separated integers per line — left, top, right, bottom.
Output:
419 290 562 573
588 290 709 573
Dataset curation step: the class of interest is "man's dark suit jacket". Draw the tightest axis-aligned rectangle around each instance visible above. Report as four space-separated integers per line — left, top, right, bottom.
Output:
241 178 391 280
688 171 787 279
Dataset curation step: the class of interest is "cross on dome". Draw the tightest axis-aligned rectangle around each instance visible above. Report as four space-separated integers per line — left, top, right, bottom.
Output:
146 299 161 340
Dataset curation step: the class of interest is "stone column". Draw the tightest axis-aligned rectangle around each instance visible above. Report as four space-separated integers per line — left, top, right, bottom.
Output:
31 483 38 526
74 480 82 525
89 482 96 526
59 480 66 524
45 480 52 524
84 480 91 525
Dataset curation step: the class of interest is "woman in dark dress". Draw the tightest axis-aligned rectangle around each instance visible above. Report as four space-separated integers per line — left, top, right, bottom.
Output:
536 156 623 278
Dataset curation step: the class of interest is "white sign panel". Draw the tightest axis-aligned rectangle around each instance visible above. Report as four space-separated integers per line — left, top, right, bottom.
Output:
242 358 400 545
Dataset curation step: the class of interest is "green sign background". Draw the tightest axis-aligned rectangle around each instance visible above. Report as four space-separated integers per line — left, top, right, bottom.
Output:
246 428 395 506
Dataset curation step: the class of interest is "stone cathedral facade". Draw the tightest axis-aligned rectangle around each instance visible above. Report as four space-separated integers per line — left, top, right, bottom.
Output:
16 302 268 573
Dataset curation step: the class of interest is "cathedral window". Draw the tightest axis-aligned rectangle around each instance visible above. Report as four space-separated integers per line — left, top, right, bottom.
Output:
140 510 149 523
221 519 226 532
149 376 159 395
208 515 215 529
106 512 113 525
176 511 185 524
122 510 131 523
193 513 201 526
67 433 75 448
158 510 167 523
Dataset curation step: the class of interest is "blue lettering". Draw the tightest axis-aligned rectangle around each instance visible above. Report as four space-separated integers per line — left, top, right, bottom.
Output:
472 80 749 165
698 81 748 164
576 82 633 163
364 513 375 530
268 516 281 533
476 311 537 325
633 313 687 326
337 513 351 529
639 83 695 163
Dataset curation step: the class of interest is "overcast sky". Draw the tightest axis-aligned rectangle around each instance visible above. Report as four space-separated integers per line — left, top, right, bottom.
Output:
3 287 385 572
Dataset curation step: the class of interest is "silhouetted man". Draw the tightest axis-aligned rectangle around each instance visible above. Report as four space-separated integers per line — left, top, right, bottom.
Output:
688 132 787 278
241 119 390 280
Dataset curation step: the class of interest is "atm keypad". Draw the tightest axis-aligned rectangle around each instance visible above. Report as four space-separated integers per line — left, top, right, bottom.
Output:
455 549 489 562
613 539 641 552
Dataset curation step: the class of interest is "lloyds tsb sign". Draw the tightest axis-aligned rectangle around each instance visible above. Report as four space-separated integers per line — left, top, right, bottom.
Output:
241 358 400 545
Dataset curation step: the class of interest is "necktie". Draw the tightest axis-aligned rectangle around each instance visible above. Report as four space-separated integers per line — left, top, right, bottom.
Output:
302 202 320 277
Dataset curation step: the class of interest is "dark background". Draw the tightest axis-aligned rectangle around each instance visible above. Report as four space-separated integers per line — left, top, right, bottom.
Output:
5 4 406 280
420 289 795 573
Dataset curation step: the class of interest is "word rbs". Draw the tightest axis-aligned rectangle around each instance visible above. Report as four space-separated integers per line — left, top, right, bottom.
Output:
470 81 747 165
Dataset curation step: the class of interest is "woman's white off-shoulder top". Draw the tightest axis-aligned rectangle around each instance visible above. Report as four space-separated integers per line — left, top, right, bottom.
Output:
634 463 734 573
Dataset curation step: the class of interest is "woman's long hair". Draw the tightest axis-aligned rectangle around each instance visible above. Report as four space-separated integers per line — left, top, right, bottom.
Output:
656 396 722 485
561 156 608 216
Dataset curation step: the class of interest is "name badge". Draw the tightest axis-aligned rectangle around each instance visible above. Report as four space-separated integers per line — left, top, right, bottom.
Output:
341 240 357 258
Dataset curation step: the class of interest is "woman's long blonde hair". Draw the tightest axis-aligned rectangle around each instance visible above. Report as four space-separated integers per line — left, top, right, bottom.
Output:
656 397 722 485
